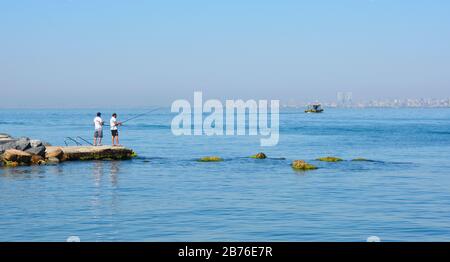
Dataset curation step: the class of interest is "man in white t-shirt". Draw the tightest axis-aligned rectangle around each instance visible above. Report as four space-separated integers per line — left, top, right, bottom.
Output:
110 113 122 146
93 112 104 146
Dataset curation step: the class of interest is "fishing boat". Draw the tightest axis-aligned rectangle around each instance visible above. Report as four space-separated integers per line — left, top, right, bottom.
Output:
305 104 324 113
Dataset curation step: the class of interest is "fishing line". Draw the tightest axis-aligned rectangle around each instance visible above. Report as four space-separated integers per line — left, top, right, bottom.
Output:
121 107 163 124
104 107 163 126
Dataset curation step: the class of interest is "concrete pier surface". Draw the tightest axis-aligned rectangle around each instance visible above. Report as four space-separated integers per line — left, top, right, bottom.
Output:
46 146 135 161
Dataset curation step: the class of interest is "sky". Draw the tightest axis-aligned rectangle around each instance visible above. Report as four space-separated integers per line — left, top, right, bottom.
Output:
1 0 449 108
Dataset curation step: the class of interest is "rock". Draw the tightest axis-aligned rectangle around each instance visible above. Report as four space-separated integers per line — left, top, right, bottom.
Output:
250 152 267 159
1 145 8 153
45 147 64 159
198 156 223 162
31 155 45 165
0 142 15 153
0 133 12 138
0 136 16 145
316 156 343 162
291 160 317 171
0 137 31 153
46 157 60 164
351 158 372 162
15 137 31 151
25 145 46 157
4 161 19 167
30 140 43 148
1 137 50 154
2 149 32 164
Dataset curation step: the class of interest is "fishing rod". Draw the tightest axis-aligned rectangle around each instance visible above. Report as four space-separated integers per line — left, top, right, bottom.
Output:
103 107 162 126
121 107 162 124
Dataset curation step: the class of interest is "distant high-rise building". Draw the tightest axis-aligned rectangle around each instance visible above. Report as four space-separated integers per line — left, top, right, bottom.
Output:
337 92 353 107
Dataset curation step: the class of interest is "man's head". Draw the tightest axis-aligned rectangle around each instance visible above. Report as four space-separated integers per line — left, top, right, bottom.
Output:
97 112 101 117
112 113 117 118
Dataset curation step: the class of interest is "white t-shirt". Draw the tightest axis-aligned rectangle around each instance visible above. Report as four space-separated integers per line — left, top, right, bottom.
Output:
94 116 103 130
110 117 118 130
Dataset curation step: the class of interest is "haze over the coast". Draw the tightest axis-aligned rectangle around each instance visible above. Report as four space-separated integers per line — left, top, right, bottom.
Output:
1 0 449 108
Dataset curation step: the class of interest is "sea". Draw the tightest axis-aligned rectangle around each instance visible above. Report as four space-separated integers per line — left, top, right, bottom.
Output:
1 108 450 241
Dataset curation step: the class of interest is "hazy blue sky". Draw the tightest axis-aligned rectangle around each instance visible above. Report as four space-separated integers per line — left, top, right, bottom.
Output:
1 0 449 107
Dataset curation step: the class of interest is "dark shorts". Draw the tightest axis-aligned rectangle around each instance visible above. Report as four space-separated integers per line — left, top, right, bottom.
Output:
94 129 103 138
111 130 119 137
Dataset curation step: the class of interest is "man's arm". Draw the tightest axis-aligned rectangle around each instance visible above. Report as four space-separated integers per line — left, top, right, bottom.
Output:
95 119 104 126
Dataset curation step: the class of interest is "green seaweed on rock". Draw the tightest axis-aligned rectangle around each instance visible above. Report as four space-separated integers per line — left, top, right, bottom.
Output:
316 156 343 162
198 156 224 162
291 160 318 171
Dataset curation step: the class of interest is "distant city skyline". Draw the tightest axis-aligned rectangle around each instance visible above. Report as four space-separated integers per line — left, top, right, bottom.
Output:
284 92 450 108
1 1 450 108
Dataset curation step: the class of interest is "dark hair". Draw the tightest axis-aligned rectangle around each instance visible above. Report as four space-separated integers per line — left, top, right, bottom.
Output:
112 113 117 117
97 112 101 117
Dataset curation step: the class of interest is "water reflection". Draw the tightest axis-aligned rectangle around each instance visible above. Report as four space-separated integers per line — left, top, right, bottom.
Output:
110 161 119 187
93 161 104 187
48 164 64 176
91 161 120 187
89 161 121 240
0 165 46 179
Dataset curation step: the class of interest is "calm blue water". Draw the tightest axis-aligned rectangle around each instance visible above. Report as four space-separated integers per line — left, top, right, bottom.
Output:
1 108 450 241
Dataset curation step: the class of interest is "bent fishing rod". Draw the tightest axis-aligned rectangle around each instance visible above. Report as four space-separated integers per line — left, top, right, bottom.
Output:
103 107 163 126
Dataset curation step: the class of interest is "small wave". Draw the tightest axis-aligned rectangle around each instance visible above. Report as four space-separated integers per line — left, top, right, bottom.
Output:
137 156 167 160
0 121 27 125
386 161 415 165
351 159 384 163
428 131 450 135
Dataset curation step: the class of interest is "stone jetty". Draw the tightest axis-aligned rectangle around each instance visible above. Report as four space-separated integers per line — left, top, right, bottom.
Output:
47 146 135 162
0 134 135 167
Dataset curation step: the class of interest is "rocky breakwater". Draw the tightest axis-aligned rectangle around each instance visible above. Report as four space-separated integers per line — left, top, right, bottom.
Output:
0 134 48 167
1 134 136 167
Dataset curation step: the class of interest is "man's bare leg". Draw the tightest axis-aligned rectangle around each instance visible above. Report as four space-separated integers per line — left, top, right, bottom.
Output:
112 136 115 146
94 137 97 146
